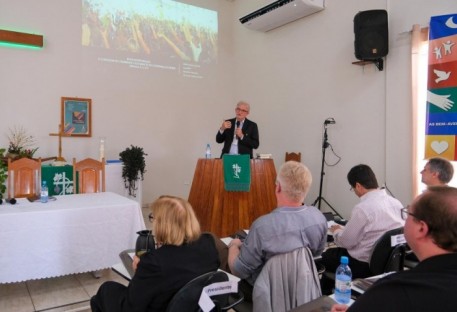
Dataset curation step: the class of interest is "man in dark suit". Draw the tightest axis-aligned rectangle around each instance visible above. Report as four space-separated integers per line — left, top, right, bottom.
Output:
216 101 259 159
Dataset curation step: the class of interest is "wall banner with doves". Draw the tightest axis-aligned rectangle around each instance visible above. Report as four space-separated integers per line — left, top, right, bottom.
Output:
425 13 457 160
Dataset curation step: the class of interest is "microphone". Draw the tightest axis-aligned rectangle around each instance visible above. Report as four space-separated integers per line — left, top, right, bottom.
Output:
235 121 241 139
0 198 16 205
324 118 336 125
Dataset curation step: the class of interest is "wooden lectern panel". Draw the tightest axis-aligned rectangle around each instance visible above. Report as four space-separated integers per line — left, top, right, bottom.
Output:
188 159 277 237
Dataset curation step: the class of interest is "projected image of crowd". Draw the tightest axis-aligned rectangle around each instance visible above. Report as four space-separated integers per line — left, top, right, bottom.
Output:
82 0 218 65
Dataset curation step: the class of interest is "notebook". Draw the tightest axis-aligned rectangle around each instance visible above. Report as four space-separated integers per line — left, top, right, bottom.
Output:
119 249 136 279
117 249 241 283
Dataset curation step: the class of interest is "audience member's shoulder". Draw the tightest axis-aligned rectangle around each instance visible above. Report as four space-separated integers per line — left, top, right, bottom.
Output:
199 232 217 245
307 204 327 216
250 212 272 227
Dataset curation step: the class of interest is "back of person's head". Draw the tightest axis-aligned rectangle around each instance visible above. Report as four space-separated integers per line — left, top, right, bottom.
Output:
151 195 201 246
347 164 379 189
427 157 454 184
413 186 457 252
277 161 312 203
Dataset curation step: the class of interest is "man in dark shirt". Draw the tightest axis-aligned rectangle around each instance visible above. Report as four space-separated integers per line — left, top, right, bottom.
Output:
331 186 457 312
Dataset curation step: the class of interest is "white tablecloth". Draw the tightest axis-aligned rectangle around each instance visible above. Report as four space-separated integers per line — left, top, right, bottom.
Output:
0 192 146 283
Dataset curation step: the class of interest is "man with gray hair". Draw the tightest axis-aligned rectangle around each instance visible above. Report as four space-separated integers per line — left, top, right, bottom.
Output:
216 101 259 159
421 157 454 187
227 161 327 300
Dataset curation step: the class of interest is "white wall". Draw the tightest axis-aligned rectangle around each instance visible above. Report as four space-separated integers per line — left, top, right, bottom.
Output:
0 0 236 206
232 0 457 218
233 0 389 217
0 0 456 218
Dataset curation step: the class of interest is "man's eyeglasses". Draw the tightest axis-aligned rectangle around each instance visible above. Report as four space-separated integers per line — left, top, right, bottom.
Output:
148 213 154 223
236 108 249 113
401 206 420 221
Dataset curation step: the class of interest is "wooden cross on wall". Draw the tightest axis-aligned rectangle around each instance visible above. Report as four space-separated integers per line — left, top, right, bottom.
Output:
49 124 71 162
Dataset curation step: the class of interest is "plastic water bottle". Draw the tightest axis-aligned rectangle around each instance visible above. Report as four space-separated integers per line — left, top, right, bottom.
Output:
335 256 352 304
205 143 211 159
40 181 48 203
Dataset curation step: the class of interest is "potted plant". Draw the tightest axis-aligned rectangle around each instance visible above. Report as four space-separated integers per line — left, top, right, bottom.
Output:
6 125 38 159
0 148 7 202
119 145 147 197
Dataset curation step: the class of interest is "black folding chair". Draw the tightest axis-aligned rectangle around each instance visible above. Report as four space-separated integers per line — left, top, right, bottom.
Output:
166 271 244 312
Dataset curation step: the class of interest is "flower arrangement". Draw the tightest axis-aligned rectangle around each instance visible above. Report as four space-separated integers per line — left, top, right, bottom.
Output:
7 126 39 158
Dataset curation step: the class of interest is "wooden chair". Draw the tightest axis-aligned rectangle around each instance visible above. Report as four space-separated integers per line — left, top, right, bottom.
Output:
7 157 42 198
285 152 301 162
72 158 105 194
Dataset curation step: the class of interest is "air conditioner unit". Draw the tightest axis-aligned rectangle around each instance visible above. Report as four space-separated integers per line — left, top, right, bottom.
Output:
239 0 325 32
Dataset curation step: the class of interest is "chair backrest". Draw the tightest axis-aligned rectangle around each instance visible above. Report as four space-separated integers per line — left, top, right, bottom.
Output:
369 227 406 276
285 152 301 162
7 157 42 198
166 271 230 312
72 157 105 193
253 247 321 312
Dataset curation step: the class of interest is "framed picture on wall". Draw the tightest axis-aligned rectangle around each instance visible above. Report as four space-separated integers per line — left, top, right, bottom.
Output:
61 97 92 137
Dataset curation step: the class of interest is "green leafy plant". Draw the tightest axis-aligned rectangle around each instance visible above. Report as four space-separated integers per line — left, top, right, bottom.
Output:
119 145 147 197
0 148 7 200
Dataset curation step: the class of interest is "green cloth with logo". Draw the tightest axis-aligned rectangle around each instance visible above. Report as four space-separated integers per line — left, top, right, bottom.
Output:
223 154 251 192
41 164 74 196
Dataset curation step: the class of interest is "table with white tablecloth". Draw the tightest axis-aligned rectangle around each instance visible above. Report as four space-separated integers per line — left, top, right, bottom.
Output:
0 192 146 284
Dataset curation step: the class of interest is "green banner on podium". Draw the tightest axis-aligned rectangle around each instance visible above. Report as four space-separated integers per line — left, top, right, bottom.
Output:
41 164 74 196
223 154 251 192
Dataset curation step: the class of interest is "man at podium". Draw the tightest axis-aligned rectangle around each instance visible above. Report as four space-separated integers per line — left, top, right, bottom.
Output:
216 101 259 159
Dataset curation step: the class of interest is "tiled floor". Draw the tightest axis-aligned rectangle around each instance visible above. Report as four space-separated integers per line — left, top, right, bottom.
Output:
0 269 128 312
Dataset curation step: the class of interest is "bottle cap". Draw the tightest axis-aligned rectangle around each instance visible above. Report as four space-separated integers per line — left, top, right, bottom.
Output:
340 256 349 265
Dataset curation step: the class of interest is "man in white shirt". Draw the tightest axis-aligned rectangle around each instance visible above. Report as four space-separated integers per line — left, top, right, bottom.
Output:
320 164 404 293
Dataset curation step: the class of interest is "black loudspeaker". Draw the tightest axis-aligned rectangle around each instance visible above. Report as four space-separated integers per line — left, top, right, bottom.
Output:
354 10 388 60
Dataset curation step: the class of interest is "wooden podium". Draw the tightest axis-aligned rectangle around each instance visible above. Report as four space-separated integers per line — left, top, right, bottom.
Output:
188 158 277 237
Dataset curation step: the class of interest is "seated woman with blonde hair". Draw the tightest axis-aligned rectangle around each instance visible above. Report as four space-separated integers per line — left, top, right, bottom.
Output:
90 195 220 312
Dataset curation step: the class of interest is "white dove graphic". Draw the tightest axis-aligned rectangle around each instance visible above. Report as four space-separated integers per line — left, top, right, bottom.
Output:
434 69 451 83
445 16 457 29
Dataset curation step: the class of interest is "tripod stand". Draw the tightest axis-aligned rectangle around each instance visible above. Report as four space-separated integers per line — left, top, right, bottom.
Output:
312 120 343 219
